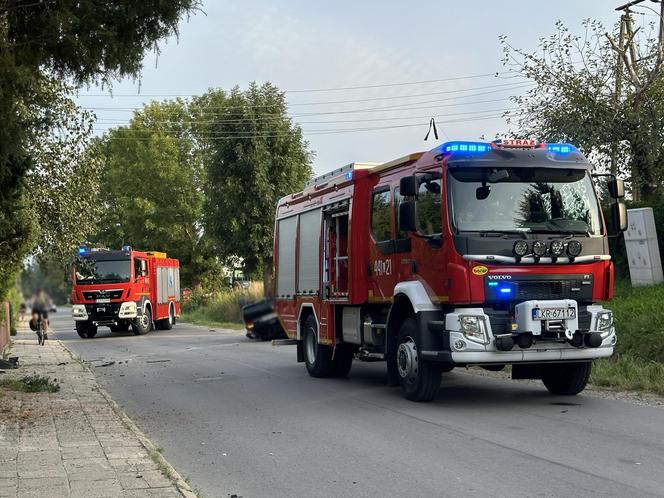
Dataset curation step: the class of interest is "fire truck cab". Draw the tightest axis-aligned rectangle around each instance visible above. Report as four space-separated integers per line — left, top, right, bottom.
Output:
273 140 627 401
71 246 180 338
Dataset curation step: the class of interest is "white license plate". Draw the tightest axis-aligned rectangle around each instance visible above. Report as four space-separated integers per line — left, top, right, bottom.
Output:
533 307 576 320
96 298 110 303
97 307 106 312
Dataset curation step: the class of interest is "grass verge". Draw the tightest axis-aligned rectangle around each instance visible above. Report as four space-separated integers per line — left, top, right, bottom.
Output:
179 311 245 331
590 281 664 396
0 374 59 393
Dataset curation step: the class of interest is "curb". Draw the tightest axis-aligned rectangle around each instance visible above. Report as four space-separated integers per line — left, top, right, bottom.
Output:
59 340 198 498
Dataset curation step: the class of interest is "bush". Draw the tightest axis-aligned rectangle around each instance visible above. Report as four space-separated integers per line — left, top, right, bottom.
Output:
182 282 264 327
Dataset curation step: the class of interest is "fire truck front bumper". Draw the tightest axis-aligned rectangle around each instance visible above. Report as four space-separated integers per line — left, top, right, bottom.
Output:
71 301 138 323
421 303 616 365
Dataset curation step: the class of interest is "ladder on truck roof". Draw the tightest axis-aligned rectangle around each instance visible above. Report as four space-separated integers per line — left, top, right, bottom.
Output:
304 152 424 189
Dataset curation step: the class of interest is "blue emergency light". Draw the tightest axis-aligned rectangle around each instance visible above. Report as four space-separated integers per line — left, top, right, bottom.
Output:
345 171 353 181
546 143 578 154
78 247 87 255
440 141 492 155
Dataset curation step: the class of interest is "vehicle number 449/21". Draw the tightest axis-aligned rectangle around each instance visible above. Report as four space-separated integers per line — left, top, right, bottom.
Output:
374 259 392 276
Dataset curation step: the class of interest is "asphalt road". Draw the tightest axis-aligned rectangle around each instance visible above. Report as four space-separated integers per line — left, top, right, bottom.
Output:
46 308 664 498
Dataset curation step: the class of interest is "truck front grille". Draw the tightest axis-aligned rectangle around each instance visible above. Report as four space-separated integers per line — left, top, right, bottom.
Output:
82 289 124 300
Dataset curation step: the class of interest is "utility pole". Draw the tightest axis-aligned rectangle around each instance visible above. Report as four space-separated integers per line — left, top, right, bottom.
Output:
609 0 663 200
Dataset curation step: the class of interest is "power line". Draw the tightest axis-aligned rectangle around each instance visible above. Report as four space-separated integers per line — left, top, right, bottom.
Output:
101 113 512 140
92 107 515 129
73 71 520 98
83 83 533 116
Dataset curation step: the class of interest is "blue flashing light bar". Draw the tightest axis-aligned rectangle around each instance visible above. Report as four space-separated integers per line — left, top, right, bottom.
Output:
440 141 492 155
546 143 578 154
499 286 513 295
488 282 498 287
78 247 87 255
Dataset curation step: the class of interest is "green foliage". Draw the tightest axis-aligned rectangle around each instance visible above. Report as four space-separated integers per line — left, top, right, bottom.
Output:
195 84 313 276
588 282 664 395
607 281 664 363
0 0 198 300
21 259 70 305
92 100 222 288
501 19 664 200
181 283 264 329
0 375 60 393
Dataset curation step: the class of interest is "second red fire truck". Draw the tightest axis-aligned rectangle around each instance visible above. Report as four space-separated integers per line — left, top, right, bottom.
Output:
71 246 181 338
271 139 627 401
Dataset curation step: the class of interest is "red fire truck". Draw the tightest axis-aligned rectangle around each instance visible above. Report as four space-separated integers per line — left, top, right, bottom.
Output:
272 140 627 401
71 246 181 338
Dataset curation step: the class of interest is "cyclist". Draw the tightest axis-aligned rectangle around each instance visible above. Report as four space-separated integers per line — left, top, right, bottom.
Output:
29 289 50 342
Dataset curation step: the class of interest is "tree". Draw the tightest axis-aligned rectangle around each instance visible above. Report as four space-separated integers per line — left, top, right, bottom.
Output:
26 80 102 263
0 0 199 299
500 19 664 201
195 84 313 294
92 100 220 288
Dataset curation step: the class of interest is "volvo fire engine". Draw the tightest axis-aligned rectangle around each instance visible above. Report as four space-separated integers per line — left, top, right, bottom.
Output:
71 246 181 338
271 140 627 401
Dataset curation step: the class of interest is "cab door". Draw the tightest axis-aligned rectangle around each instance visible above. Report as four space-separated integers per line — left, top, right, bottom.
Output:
368 186 397 301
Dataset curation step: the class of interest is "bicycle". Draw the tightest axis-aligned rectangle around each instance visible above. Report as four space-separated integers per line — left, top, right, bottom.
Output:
34 311 47 346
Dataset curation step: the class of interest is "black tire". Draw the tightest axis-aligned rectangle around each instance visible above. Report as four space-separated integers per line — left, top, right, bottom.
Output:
332 344 354 378
396 318 442 402
303 314 333 378
132 307 152 335
542 362 591 395
158 305 174 331
76 322 96 339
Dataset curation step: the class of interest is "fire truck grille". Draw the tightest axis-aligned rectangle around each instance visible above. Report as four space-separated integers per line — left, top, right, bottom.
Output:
516 280 581 301
82 289 124 300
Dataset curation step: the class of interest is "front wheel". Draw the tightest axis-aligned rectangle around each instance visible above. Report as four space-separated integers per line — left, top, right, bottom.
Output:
132 308 152 335
396 318 442 402
303 315 333 378
542 362 591 395
76 322 97 339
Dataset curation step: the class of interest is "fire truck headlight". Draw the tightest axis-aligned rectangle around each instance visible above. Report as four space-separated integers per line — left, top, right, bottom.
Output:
119 301 138 319
459 315 489 344
71 305 88 320
596 311 613 337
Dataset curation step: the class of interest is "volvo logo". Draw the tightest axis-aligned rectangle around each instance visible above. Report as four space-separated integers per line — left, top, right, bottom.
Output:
487 275 512 280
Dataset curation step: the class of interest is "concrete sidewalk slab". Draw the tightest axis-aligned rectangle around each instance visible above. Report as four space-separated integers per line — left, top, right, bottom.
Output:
0 330 196 498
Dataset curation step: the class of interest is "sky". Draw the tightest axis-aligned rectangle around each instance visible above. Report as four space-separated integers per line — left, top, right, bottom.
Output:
74 0 646 176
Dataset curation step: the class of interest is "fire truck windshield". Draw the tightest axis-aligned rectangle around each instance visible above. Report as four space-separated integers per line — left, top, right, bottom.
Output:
447 167 602 235
75 257 131 284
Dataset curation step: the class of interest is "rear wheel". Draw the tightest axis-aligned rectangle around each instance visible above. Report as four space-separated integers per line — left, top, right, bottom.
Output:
303 315 333 378
542 362 591 395
157 305 174 331
396 318 442 402
132 307 152 335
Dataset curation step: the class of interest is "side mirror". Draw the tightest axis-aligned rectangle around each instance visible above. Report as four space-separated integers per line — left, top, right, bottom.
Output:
399 201 417 232
611 201 628 233
400 176 417 197
608 178 625 198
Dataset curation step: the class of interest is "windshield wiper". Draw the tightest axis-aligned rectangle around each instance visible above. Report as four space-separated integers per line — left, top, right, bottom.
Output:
529 229 591 237
472 230 529 239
